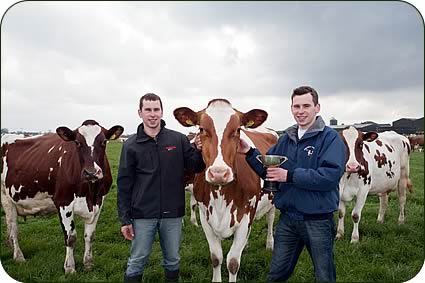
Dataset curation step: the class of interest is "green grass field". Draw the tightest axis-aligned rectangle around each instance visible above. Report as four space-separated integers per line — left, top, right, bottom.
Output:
1 141 423 282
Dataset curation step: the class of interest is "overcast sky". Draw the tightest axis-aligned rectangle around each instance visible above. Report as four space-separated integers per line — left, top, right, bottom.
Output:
1 1 424 135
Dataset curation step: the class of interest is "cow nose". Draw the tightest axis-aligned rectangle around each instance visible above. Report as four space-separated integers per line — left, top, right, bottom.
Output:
346 163 360 173
83 168 102 180
207 166 233 185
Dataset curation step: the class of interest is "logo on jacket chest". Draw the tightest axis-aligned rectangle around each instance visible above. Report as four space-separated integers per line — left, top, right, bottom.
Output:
165 145 177 151
303 145 315 156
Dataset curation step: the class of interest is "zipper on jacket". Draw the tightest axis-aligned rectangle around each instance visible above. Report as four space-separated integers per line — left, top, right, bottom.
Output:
154 137 162 218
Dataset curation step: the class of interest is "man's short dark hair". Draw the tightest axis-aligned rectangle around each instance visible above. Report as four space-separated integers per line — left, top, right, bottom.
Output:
139 93 163 111
291 86 319 106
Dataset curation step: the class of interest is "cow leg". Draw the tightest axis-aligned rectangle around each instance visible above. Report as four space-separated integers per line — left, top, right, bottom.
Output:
1 187 25 262
351 191 368 243
266 206 275 250
199 210 223 282
397 177 409 224
190 193 199 226
336 200 346 240
59 205 77 274
377 192 389 224
227 217 251 282
83 211 101 271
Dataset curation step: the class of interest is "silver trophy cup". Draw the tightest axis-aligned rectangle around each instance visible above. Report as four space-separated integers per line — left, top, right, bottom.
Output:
256 155 288 192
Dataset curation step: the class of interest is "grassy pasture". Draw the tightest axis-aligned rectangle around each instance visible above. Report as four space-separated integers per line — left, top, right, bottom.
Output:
1 141 423 282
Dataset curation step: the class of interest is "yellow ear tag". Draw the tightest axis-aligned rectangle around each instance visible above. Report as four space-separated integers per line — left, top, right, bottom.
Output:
185 119 194 126
245 120 255 127
111 134 116 140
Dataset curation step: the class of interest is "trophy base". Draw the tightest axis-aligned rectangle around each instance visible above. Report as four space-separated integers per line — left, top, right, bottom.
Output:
262 180 279 192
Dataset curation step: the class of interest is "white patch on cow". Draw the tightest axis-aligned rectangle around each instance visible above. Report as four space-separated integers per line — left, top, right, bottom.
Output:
59 146 62 151
73 196 102 223
248 195 256 208
48 146 56 153
58 156 63 167
205 102 235 169
10 185 23 197
342 127 360 168
34 180 39 184
1 134 24 145
203 189 235 239
48 167 54 180
93 162 103 179
78 125 101 156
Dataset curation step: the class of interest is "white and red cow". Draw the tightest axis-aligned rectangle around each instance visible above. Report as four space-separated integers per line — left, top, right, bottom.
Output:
174 99 278 282
337 126 412 243
408 134 424 152
1 120 123 273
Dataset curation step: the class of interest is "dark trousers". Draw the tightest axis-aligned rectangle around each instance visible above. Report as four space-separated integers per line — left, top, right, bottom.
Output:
267 212 336 282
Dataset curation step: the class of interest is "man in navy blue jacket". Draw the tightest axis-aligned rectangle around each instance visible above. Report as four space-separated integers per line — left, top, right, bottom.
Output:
238 86 346 282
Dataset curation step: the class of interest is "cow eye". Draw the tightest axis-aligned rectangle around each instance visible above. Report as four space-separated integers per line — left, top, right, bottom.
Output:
75 140 81 147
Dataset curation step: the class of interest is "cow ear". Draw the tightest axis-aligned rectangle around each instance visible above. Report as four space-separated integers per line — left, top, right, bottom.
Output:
363 132 378 142
105 126 124 140
56 127 76 141
174 107 198 127
241 109 268 129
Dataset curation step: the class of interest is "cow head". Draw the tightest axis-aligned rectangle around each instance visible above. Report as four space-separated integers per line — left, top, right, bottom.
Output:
340 126 378 173
174 99 267 186
56 120 124 182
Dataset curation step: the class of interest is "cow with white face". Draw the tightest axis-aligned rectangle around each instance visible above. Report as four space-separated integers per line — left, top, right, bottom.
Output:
337 126 412 243
174 99 278 282
1 120 123 273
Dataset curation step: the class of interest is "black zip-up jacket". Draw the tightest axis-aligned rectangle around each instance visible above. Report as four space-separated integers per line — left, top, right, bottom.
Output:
117 120 205 225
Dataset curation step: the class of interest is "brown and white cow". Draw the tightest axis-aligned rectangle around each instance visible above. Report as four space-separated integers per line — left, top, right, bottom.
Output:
337 126 412 243
408 134 424 152
174 99 277 282
1 120 123 273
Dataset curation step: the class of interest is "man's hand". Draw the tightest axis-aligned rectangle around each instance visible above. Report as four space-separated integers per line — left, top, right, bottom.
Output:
121 224 134 241
194 134 202 150
266 167 288 182
238 138 251 154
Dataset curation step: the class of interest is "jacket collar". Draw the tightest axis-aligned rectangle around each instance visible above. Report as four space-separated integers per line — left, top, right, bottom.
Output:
136 120 166 143
285 116 326 142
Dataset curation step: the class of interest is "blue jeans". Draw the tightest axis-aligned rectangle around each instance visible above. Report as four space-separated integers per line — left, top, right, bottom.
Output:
125 217 182 278
267 212 336 282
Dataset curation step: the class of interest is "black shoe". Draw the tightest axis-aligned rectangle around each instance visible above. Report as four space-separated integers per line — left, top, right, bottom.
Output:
164 269 179 282
124 273 143 282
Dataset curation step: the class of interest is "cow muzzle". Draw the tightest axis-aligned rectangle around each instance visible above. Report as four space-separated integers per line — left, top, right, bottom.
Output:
345 162 360 173
206 165 234 185
82 167 103 182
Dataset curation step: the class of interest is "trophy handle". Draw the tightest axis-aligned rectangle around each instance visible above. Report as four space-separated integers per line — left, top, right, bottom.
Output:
279 156 288 165
256 155 263 164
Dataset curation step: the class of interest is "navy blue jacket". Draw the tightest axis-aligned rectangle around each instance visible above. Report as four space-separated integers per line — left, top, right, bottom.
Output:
117 120 205 225
246 116 346 215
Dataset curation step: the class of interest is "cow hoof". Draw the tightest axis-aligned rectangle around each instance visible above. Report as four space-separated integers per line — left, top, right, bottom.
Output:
14 250 25 263
377 219 384 224
15 255 26 263
65 267 76 274
350 238 359 244
84 264 93 272
398 220 405 225
266 240 274 250
335 233 344 240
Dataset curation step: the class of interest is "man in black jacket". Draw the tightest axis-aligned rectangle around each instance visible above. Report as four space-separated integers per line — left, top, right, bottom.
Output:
117 93 205 282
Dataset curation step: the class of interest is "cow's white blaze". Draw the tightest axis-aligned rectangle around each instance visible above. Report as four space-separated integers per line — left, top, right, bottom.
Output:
205 101 235 183
78 125 101 156
342 127 361 169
